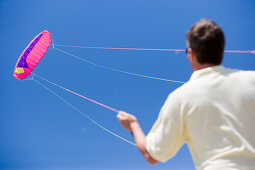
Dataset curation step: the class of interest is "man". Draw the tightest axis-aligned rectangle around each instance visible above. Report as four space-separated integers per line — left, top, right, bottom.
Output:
117 19 255 169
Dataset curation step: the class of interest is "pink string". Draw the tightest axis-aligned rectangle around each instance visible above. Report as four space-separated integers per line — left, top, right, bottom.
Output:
53 44 254 54
224 50 253 54
32 73 119 113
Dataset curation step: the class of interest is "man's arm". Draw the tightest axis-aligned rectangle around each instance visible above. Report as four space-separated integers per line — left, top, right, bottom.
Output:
117 111 159 165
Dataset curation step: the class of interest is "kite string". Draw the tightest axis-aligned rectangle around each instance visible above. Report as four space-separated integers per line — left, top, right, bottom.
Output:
53 44 186 52
52 44 255 54
32 78 136 146
53 47 186 84
32 73 119 113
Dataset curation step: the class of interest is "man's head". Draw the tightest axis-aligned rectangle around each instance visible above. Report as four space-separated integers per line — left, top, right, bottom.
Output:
186 19 225 68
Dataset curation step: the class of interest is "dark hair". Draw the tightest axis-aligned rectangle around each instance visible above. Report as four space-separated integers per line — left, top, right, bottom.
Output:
186 19 225 65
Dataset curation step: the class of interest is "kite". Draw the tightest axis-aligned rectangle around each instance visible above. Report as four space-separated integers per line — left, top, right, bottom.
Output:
13 30 52 80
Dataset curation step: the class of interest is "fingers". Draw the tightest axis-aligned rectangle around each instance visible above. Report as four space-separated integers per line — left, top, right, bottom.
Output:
118 111 127 116
116 113 124 121
117 111 138 131
117 111 137 122
117 111 128 120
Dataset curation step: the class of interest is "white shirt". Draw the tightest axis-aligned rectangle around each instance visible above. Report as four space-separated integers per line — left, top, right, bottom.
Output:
146 65 255 170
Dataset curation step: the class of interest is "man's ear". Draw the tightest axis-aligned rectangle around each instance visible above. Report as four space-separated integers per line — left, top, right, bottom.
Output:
188 48 198 63
187 48 193 62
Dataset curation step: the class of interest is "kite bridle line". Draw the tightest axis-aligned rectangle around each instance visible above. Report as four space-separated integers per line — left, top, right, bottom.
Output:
25 41 188 147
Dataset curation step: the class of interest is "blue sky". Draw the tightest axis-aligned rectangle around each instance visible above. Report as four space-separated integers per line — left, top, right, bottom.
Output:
1 0 255 169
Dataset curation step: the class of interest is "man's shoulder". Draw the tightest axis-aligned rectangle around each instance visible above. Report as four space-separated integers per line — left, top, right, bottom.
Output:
167 82 200 103
167 67 255 105
171 79 204 95
222 67 255 84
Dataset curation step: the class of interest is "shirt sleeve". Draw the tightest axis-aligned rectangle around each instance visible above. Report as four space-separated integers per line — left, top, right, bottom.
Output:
146 93 186 162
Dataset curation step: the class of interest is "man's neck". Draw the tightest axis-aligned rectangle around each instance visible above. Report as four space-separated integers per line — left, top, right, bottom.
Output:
192 63 218 72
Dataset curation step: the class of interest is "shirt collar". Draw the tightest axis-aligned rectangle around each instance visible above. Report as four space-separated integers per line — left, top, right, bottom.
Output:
189 65 225 81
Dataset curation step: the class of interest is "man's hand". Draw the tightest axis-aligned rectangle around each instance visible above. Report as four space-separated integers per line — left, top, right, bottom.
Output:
116 111 137 131
116 111 159 165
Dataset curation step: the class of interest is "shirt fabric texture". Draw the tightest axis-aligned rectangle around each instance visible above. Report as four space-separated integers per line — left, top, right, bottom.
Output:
146 65 255 170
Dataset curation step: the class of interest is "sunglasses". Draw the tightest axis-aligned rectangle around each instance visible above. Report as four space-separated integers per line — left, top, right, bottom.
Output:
185 48 193 54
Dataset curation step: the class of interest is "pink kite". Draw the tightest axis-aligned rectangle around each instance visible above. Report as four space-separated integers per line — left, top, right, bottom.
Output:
14 30 52 80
